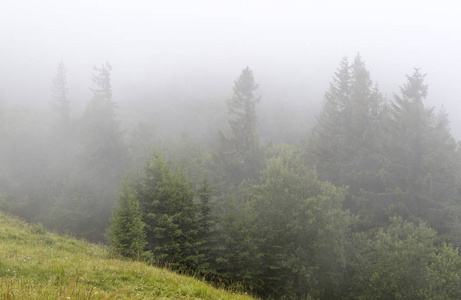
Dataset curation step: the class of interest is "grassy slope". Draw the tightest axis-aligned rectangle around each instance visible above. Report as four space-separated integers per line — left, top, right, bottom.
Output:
0 211 255 299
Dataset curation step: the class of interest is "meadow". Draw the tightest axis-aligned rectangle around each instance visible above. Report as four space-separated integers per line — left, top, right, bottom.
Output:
0 211 254 299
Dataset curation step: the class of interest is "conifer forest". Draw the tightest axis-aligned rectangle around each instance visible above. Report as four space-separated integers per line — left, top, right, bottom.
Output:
2 1 461 299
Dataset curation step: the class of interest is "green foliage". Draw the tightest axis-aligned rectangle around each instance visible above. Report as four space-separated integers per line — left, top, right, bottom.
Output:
251 146 353 299
351 216 436 299
310 55 386 200
108 179 146 258
426 243 461 299
136 152 200 271
109 152 217 277
310 56 351 185
381 69 461 232
194 174 216 273
214 67 265 189
349 217 461 299
212 190 260 290
310 57 461 238
226 66 261 154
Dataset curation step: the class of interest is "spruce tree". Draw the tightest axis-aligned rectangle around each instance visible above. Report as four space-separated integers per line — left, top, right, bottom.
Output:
382 69 461 233
108 179 146 258
226 66 261 155
212 190 259 288
49 63 127 242
344 55 387 214
310 56 351 185
194 174 215 272
50 60 70 127
81 62 127 178
384 69 434 218
251 146 352 299
137 152 199 271
310 54 386 219
215 67 264 189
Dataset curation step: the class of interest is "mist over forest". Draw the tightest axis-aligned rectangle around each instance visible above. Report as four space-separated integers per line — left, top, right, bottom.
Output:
2 1 461 299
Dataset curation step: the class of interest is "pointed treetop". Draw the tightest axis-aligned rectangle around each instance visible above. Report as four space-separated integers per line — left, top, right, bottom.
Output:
351 53 372 92
232 66 259 103
400 68 428 103
91 62 113 104
51 60 70 126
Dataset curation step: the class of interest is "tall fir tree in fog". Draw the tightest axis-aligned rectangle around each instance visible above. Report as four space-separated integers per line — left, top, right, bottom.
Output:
46 63 128 242
310 54 386 217
226 66 260 154
215 67 264 189
49 60 76 173
381 69 461 234
311 56 351 185
50 60 70 127
345 55 387 210
82 63 126 178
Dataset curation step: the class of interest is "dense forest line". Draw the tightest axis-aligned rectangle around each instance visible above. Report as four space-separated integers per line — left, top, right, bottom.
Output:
1 55 461 299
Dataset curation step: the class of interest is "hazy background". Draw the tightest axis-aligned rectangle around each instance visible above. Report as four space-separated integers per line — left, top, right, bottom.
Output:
1 0 461 136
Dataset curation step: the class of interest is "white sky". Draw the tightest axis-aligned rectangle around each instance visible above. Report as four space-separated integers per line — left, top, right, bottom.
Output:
1 0 461 135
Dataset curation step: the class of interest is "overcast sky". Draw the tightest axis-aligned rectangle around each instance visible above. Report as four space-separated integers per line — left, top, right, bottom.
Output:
1 0 461 135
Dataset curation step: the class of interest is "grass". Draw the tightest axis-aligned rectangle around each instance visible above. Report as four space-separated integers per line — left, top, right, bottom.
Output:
0 211 255 299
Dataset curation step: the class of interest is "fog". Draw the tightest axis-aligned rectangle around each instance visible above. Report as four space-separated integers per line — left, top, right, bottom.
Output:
3 2 461 297
1 0 461 135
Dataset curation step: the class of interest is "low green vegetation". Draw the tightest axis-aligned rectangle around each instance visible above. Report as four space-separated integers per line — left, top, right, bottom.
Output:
0 211 254 299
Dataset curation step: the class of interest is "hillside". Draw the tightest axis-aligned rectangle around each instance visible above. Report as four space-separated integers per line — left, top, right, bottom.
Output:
0 211 255 299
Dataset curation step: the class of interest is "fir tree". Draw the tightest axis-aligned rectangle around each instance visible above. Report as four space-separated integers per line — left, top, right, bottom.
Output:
251 146 352 299
212 190 259 289
310 56 351 185
82 62 126 178
194 174 215 272
108 179 146 258
49 63 127 242
310 54 386 219
215 67 264 189
137 152 199 271
50 60 70 127
382 69 461 233
226 66 261 156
